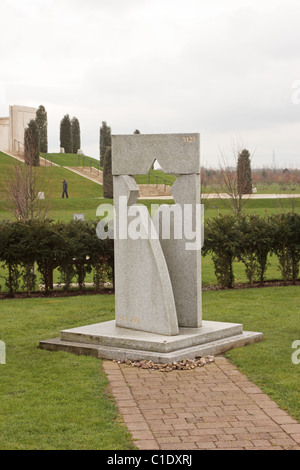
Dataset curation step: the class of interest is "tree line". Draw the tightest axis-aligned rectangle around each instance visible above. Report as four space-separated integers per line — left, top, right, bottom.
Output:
23 107 82 166
25 111 113 200
60 114 81 154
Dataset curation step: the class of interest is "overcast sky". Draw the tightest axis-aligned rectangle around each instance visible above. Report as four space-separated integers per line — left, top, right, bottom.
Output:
0 0 300 168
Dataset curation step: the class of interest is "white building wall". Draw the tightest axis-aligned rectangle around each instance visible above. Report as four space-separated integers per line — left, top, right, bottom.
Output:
0 117 9 151
9 105 37 154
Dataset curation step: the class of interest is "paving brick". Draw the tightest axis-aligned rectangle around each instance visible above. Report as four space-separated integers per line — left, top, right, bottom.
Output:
126 421 150 431
272 415 298 425
290 434 300 444
136 440 160 450
251 439 273 448
105 357 300 451
156 437 181 444
196 442 217 449
280 424 300 434
216 440 254 449
122 414 146 423
130 430 154 441
270 438 297 446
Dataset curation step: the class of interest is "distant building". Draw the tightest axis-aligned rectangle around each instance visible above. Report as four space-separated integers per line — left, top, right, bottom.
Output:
0 105 37 154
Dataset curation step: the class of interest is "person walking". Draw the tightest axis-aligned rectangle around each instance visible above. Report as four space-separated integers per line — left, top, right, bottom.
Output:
62 179 69 199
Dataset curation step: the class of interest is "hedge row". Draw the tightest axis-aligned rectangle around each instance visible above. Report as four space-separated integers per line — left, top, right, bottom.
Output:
0 220 114 297
0 213 299 296
203 212 300 288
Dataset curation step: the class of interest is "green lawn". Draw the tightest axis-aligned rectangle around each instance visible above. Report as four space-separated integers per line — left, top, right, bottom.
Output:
0 152 103 221
0 287 299 449
205 287 300 422
134 169 176 185
254 183 300 194
201 253 283 287
0 153 102 199
41 153 101 169
0 295 134 450
202 196 300 218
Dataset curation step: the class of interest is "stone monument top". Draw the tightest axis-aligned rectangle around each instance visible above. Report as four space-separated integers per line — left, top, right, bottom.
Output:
112 133 200 176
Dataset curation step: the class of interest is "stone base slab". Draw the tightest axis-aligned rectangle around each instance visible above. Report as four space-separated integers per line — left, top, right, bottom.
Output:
39 320 263 363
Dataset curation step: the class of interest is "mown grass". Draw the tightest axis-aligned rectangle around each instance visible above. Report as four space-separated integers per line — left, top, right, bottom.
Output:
134 170 176 185
0 152 103 221
0 288 300 449
0 295 134 450
205 287 300 422
202 196 300 218
41 153 101 169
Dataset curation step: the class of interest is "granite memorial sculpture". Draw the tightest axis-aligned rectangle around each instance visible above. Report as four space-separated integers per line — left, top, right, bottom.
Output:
40 133 263 362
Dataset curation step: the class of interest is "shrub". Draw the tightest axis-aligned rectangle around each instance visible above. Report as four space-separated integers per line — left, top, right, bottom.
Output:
203 215 240 288
270 213 300 285
237 215 272 285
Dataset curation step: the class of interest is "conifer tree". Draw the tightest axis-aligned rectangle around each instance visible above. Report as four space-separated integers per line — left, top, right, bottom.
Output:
71 117 81 154
24 119 40 166
237 149 252 195
60 114 73 153
103 145 113 198
35 105 48 153
100 121 111 167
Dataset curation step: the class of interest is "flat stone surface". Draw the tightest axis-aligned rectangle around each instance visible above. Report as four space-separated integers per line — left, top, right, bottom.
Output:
154 174 202 327
40 321 263 363
113 175 179 336
59 320 245 353
112 133 200 176
103 356 300 450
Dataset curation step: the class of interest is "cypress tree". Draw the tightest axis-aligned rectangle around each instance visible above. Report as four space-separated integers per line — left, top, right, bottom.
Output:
60 114 73 153
24 119 40 166
71 117 81 154
237 149 252 195
100 121 111 167
103 145 113 199
35 105 48 153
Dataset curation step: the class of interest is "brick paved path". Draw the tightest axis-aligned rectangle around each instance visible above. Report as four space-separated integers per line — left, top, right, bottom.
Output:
103 356 300 450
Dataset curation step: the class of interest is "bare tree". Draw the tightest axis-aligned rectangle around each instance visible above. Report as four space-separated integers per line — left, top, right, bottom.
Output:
4 162 50 222
216 146 253 215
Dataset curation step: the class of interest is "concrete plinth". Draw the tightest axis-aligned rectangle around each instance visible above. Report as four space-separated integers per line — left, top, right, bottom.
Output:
39 320 263 363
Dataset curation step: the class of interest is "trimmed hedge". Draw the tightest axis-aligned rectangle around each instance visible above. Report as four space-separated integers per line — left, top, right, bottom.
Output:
203 212 300 288
0 212 299 295
0 220 114 297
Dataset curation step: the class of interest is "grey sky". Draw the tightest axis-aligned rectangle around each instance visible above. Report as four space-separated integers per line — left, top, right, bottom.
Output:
0 0 300 168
